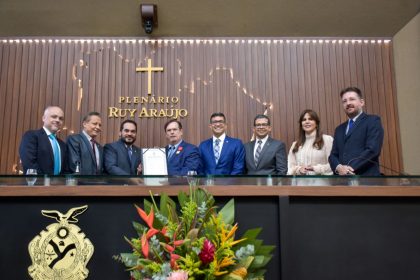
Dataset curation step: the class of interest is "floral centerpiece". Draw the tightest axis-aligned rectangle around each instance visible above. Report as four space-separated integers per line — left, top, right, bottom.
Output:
116 187 274 279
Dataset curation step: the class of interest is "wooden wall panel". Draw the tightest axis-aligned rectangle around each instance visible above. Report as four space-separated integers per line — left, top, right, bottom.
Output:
0 38 402 174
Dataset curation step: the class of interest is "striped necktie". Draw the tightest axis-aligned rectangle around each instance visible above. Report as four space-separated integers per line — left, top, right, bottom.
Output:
127 146 133 160
254 140 262 166
214 139 220 164
48 134 61 175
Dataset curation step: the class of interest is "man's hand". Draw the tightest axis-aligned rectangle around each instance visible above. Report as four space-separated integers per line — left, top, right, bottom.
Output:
137 163 143 175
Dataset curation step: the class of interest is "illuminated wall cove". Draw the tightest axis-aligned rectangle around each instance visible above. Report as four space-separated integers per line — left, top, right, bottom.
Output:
0 38 401 174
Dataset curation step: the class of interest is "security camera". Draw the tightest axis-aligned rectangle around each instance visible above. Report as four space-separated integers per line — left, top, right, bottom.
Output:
140 4 158 35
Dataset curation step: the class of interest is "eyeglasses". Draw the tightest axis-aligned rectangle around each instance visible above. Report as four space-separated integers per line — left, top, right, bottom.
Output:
254 123 270 128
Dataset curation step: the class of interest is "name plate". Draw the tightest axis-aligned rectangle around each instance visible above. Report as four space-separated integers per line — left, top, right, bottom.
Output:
142 148 168 175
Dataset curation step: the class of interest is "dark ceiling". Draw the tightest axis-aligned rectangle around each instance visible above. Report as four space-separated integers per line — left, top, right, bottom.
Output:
0 0 419 37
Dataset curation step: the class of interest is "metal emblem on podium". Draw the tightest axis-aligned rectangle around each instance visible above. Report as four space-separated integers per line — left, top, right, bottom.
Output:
28 205 94 280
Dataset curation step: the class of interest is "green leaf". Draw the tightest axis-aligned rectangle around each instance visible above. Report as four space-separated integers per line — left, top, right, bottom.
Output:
143 199 153 213
240 228 262 241
160 193 176 218
132 221 147 235
256 245 275 256
119 253 139 267
218 198 235 225
178 191 189 207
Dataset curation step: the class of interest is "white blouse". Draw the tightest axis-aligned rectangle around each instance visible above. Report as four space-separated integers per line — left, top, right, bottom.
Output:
287 133 334 175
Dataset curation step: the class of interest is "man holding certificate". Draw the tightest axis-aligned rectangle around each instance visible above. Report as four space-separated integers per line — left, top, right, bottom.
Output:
103 120 142 175
164 120 202 175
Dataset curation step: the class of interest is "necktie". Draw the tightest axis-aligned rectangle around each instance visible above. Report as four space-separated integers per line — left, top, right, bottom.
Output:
90 138 98 173
347 119 354 135
48 134 61 175
255 140 262 166
167 146 175 159
214 139 220 164
127 146 133 161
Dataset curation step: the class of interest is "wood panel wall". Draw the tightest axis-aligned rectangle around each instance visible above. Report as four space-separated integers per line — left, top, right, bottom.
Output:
0 38 402 174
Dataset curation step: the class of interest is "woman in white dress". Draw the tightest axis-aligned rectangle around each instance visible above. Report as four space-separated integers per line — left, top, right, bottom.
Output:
287 109 334 176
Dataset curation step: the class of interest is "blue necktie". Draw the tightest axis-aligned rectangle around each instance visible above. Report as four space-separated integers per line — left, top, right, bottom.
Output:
347 119 354 135
48 134 61 175
127 146 133 161
167 146 175 159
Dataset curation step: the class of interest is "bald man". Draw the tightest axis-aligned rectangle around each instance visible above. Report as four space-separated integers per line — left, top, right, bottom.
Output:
19 106 68 175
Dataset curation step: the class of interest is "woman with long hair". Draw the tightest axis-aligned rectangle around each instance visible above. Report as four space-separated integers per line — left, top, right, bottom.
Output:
287 109 333 175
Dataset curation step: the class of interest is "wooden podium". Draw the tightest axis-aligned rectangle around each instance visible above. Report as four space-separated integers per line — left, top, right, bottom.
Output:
1 175 420 280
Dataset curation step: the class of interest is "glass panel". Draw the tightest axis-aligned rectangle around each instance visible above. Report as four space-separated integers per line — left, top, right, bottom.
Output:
0 175 420 187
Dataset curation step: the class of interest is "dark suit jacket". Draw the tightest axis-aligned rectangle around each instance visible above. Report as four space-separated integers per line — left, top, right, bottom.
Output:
103 139 142 175
19 128 68 175
329 112 384 176
244 137 287 175
199 136 245 175
66 133 104 175
166 141 202 176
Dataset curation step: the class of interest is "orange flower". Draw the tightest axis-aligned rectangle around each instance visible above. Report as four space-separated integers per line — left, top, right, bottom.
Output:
136 206 160 258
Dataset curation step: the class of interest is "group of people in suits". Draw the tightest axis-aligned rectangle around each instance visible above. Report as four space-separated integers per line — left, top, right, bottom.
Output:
19 86 384 177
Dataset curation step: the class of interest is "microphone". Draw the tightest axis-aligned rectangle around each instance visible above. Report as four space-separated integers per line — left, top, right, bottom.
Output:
346 156 410 176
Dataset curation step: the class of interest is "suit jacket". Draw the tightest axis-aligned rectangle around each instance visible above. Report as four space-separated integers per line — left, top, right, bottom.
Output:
166 141 202 176
329 112 384 176
66 133 104 175
199 136 245 175
19 128 68 175
244 137 287 175
103 139 142 175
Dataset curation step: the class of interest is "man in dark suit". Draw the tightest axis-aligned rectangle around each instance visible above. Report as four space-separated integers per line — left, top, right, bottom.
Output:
244 115 287 175
66 112 103 175
329 87 384 176
19 106 68 175
199 112 245 175
103 120 142 175
164 120 202 175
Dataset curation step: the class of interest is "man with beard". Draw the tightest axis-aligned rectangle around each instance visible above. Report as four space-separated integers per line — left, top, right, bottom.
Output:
19 106 68 175
67 112 104 175
329 87 384 176
104 120 142 175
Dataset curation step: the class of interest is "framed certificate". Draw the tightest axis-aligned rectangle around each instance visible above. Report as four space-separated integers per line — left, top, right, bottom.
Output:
142 148 168 175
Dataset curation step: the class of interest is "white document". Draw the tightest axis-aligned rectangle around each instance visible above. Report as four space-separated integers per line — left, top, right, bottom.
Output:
142 148 168 175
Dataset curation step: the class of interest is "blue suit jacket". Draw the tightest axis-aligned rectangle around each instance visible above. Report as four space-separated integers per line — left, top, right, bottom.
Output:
66 133 104 175
199 136 245 175
19 128 68 175
103 139 142 175
166 141 202 176
329 112 384 176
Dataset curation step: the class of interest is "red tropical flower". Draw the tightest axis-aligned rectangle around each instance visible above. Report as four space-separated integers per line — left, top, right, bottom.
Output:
136 206 160 258
199 239 215 265
163 231 184 269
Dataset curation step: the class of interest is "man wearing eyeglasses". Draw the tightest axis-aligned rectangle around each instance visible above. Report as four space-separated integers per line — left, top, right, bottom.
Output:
199 112 245 175
244 114 287 175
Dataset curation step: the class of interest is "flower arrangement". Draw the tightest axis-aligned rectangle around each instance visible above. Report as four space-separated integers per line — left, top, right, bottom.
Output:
116 187 274 280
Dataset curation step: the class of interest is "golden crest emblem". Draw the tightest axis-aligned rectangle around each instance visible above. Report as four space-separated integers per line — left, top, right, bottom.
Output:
28 205 94 280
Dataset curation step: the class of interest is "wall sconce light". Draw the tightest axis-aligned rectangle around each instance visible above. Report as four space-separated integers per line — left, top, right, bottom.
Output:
140 4 158 34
